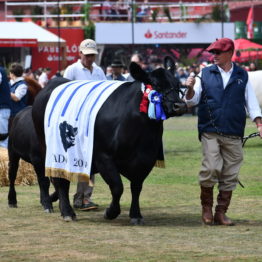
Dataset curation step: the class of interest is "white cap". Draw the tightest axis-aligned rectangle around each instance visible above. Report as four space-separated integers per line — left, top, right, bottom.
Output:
79 39 98 55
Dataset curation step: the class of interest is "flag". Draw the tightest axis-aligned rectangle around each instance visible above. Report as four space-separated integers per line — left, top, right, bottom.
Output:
246 6 254 39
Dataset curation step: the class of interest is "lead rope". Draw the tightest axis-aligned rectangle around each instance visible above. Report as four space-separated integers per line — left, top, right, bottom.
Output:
196 75 245 188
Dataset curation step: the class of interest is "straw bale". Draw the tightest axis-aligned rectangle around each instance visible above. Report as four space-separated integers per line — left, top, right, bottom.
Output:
0 147 37 187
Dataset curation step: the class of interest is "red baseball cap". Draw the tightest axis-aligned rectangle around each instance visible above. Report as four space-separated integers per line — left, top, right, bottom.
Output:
206 38 235 52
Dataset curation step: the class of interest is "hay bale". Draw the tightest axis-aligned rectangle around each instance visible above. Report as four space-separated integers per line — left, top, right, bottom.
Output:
0 147 37 187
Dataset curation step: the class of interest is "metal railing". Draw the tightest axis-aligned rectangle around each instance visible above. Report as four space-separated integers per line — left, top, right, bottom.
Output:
4 1 220 24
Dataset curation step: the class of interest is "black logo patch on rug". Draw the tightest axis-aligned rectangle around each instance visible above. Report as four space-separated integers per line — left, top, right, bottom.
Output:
59 121 78 152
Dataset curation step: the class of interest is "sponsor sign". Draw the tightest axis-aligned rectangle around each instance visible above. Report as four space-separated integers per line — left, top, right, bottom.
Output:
31 28 84 76
96 22 235 44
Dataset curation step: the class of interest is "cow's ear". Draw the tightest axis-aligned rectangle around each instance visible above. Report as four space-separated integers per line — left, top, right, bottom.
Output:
129 62 148 82
164 56 176 75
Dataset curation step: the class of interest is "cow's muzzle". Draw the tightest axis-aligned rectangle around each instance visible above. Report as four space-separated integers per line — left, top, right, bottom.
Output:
173 102 188 116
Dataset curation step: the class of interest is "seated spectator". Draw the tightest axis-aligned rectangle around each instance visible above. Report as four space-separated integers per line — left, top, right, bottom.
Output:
107 59 126 81
116 0 129 21
101 0 112 21
137 0 150 22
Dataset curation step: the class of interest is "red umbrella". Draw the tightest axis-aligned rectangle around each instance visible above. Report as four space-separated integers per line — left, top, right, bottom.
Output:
232 38 262 62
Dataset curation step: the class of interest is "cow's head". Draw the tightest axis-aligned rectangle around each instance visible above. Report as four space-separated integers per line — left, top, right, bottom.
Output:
130 56 187 117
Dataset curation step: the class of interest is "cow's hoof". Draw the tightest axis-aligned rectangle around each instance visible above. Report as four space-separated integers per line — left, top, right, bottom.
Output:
63 215 77 222
130 218 144 225
44 208 54 213
104 208 120 220
8 204 18 208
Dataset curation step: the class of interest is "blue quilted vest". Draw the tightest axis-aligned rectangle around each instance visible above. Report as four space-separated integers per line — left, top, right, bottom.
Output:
198 64 248 138
10 80 28 116
0 67 11 110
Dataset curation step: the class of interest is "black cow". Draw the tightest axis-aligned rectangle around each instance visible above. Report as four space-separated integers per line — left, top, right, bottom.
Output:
7 106 58 211
32 57 187 224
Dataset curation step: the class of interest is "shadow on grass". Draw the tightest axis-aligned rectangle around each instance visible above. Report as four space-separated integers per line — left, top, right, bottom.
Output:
233 219 262 227
74 207 262 228
75 207 201 227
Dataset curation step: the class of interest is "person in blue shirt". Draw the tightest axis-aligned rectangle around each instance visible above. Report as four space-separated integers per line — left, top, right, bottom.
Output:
106 59 126 81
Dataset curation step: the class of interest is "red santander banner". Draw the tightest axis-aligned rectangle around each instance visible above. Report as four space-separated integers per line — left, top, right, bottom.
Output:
31 28 84 77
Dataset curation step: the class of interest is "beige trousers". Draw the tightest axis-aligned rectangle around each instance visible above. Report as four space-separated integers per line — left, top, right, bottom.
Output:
199 133 243 191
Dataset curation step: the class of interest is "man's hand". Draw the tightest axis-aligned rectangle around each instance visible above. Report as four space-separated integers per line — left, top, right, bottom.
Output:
185 76 196 90
185 76 196 100
257 125 262 138
255 117 262 138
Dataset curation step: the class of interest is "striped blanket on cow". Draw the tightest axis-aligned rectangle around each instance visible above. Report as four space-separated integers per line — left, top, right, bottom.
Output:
44 80 125 182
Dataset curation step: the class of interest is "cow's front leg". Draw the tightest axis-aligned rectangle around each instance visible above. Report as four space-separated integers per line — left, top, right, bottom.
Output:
52 177 76 221
104 179 123 220
129 181 144 225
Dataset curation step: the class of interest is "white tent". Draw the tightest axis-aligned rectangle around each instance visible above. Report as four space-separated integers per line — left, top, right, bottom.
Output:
0 21 66 47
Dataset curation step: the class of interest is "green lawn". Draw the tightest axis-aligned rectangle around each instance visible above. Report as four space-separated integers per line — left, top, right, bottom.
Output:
0 116 261 262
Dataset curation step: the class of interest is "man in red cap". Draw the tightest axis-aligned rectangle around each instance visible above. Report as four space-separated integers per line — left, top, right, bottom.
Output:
185 38 262 226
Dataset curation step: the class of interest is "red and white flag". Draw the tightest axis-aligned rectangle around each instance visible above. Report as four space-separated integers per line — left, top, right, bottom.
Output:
246 6 254 39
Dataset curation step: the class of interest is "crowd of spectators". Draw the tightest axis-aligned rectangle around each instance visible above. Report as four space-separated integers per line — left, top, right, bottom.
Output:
100 0 150 22
2 58 260 93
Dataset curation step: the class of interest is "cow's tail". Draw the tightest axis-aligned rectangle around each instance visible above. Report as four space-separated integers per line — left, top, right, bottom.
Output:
0 133 8 141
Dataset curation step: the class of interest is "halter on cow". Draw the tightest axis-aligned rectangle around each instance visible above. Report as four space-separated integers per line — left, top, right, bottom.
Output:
32 56 187 224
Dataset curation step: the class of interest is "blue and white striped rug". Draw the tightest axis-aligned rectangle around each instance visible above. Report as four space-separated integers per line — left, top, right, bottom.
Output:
44 80 125 182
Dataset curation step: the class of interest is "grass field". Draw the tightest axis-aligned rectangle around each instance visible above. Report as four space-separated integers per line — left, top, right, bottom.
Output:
0 116 262 262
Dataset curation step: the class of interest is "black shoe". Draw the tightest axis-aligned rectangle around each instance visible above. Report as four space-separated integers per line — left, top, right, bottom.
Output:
79 201 99 211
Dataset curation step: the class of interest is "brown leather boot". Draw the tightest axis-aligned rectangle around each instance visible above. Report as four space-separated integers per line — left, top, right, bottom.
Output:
214 191 235 226
200 186 214 225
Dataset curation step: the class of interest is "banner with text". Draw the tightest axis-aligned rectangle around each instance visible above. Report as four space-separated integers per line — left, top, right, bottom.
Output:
32 28 84 77
96 23 234 44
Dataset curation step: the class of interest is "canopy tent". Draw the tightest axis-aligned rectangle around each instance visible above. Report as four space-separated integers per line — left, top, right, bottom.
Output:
232 38 262 63
0 22 66 47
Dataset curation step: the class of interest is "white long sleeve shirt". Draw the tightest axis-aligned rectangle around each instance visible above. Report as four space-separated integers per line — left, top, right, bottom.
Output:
185 64 262 121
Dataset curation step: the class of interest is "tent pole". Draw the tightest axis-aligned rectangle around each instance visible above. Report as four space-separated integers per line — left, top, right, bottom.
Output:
221 0 224 38
57 0 61 73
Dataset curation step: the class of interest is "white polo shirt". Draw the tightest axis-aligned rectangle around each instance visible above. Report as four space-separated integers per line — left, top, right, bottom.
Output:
63 60 106 81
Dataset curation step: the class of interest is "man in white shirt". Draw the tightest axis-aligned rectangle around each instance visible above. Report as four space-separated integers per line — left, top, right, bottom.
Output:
63 39 106 81
63 39 106 211
185 38 262 226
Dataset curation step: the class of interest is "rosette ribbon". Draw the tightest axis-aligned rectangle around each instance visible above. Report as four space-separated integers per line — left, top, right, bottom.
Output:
139 84 153 113
148 90 166 120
